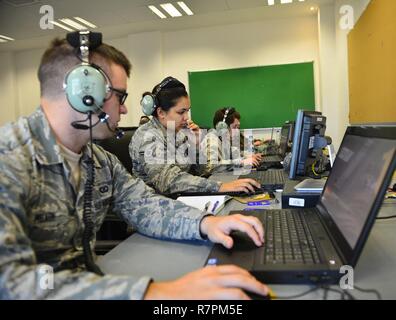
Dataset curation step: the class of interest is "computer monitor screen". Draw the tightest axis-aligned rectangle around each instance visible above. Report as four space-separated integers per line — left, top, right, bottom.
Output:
321 130 396 249
289 110 326 179
279 121 294 157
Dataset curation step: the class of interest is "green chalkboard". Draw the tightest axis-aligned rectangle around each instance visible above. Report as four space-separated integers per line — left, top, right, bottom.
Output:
188 62 315 129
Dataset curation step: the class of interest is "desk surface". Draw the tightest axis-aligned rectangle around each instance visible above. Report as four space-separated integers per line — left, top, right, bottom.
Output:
98 174 396 300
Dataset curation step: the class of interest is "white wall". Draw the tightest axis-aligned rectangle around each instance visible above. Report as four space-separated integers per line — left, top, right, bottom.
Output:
162 17 319 89
125 32 162 128
14 48 43 117
0 52 18 126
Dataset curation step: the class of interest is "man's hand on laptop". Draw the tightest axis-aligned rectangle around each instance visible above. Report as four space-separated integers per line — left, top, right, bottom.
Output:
144 265 270 300
200 214 264 249
219 178 261 193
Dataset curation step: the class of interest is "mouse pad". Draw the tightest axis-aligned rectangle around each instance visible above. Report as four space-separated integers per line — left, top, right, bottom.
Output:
233 192 273 204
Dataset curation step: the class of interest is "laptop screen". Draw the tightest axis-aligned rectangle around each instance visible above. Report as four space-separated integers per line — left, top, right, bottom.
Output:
320 133 395 249
279 125 290 156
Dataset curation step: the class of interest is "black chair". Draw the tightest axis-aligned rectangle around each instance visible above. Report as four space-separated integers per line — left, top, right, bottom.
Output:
97 127 137 173
94 127 138 254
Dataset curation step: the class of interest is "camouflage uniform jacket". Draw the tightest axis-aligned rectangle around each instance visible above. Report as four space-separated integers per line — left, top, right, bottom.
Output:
0 107 209 300
129 118 221 194
200 130 243 175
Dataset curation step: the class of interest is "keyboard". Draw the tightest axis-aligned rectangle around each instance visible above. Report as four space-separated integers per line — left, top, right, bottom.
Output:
244 170 286 190
262 155 282 163
256 161 284 171
261 210 321 265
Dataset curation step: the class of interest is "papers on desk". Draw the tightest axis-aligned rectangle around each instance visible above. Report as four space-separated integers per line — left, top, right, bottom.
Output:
176 195 230 214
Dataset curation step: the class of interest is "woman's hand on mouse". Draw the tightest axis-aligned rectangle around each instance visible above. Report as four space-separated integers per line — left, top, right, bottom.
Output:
219 178 261 193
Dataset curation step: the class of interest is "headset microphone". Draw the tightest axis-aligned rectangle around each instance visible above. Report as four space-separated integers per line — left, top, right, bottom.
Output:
71 122 90 130
96 108 125 139
98 111 109 123
115 128 125 139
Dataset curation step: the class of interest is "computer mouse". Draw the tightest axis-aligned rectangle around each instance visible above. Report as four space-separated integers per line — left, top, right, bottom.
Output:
244 290 271 300
246 186 265 196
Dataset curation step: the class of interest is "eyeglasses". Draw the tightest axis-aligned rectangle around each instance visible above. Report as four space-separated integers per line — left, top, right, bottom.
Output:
109 86 128 105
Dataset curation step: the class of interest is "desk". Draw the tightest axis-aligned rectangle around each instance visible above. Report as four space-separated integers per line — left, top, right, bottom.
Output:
98 174 396 299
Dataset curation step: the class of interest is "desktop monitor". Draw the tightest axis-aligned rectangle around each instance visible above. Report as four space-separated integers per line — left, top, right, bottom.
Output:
289 110 327 179
278 121 295 157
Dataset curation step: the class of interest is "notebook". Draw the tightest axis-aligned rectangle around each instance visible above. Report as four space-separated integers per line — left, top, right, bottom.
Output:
176 195 231 214
294 178 327 193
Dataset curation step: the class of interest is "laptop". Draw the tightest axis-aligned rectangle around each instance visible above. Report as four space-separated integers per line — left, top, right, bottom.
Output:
206 126 396 284
257 123 294 170
243 169 287 191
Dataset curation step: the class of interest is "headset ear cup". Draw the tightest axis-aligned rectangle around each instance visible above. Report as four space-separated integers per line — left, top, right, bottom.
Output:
216 121 228 132
64 65 108 113
141 94 156 116
216 108 231 133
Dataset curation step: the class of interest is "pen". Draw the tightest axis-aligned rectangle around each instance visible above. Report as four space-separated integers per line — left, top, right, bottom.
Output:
211 201 220 213
204 201 211 212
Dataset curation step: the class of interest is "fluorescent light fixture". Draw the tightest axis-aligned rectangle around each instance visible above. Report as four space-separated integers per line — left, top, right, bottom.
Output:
74 17 97 28
177 1 193 15
281 0 293 3
160 3 182 17
148 5 167 19
49 20 74 31
60 18 88 30
0 34 15 41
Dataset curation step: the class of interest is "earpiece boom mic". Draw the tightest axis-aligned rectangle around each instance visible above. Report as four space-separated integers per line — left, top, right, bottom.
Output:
97 108 125 139
115 128 125 139
71 122 90 130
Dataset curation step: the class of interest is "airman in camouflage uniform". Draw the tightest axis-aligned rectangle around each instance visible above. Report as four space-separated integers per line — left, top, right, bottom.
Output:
0 107 208 299
200 129 244 175
199 108 261 176
130 117 221 194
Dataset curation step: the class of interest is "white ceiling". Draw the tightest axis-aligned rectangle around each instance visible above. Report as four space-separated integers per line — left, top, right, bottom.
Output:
0 0 334 52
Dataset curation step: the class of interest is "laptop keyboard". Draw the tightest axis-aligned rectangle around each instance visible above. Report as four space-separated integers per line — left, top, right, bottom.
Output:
262 155 282 162
245 170 286 186
262 210 321 265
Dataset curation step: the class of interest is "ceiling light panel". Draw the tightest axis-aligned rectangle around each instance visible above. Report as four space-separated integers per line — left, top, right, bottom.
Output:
59 18 88 30
177 2 193 15
49 21 74 31
160 3 182 17
148 5 167 19
74 17 97 28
